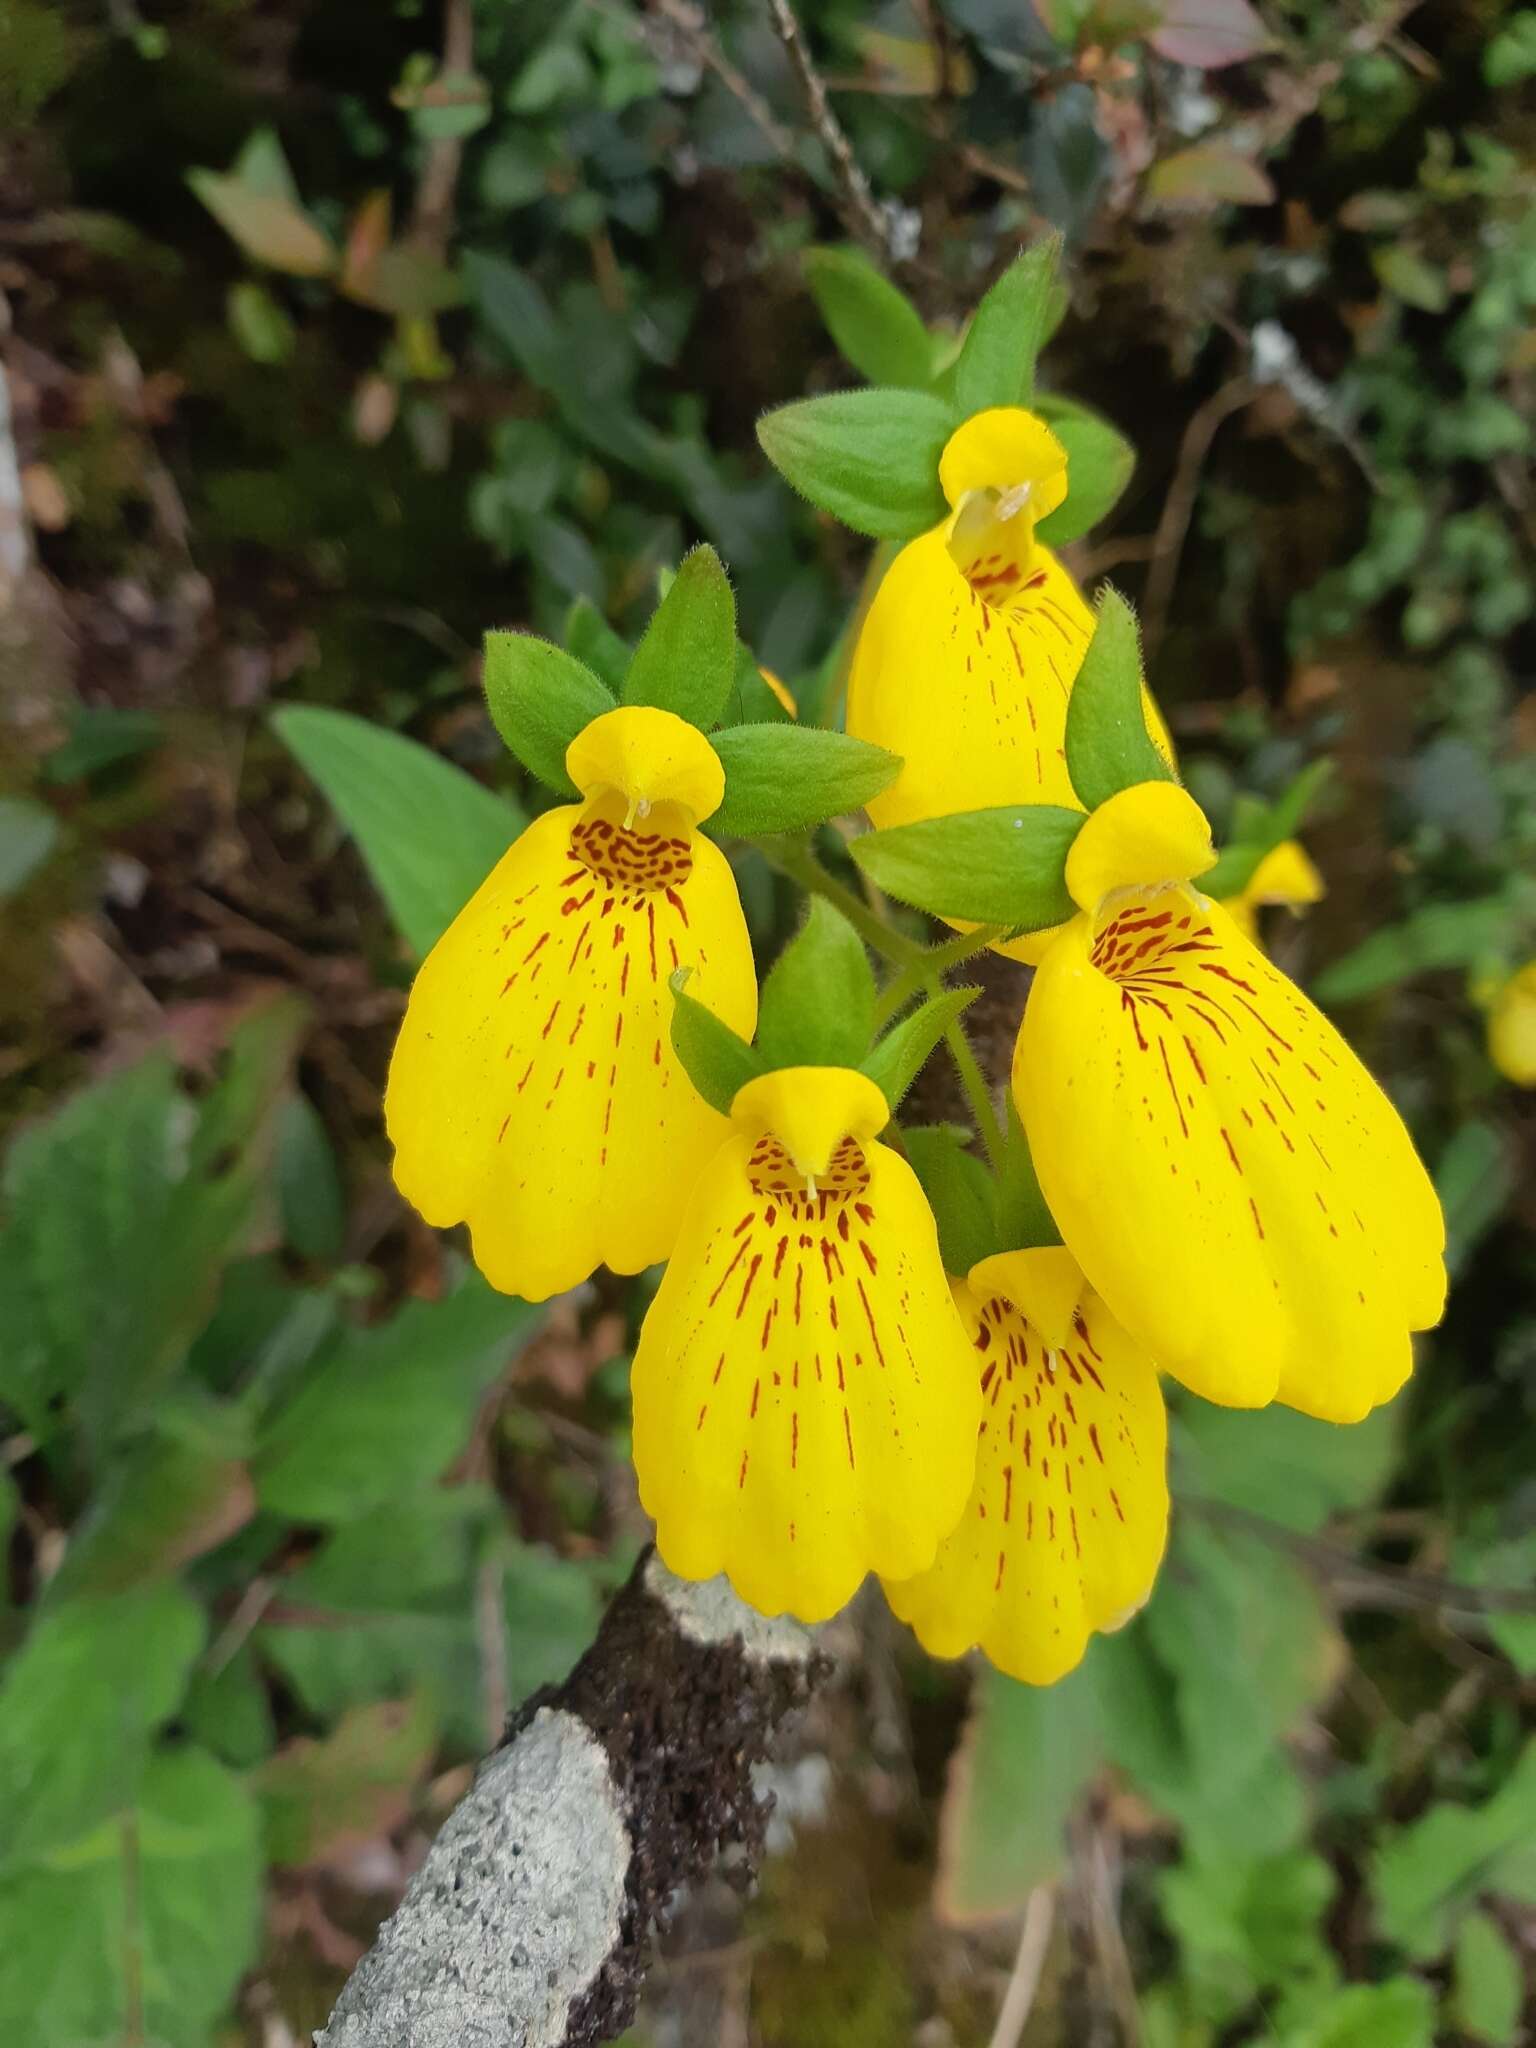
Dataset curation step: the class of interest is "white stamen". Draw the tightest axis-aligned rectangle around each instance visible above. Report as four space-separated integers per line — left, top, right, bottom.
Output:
995 480 1034 523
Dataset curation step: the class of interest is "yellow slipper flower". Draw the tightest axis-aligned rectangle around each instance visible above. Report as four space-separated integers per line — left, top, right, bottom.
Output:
1221 839 1326 947
884 1245 1167 1686
846 406 1169 963
1488 961 1536 1087
1014 782 1446 1424
631 1066 982 1622
385 706 757 1302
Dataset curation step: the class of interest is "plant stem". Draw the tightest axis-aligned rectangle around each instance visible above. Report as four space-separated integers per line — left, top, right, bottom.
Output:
942 1004 1005 1170
761 841 921 967
872 923 1007 1029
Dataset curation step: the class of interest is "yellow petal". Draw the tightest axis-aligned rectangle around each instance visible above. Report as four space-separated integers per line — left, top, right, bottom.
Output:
1489 961 1536 1087
938 407 1069 520
730 1065 890 1182
970 1246 1083 1351
1015 886 1446 1421
1065 781 1216 913
1245 840 1325 912
759 666 798 717
565 704 725 828
631 1090 982 1622
884 1272 1167 1685
848 524 1091 829
386 802 756 1301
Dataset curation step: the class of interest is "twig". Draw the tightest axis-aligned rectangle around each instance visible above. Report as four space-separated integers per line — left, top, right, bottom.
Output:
410 0 475 255
766 0 894 262
319 1551 825 2048
1186 1497 1536 1620
0 303 30 612
1139 376 1255 658
649 0 798 160
987 1885 1056 2048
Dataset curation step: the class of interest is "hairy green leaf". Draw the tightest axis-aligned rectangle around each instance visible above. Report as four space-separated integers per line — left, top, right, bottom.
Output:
953 237 1060 417
861 987 980 1113
1035 397 1136 544
711 724 901 837
803 246 934 389
756 388 954 539
756 899 876 1070
670 970 767 1114
482 630 614 797
622 543 737 730
1063 588 1173 808
851 805 1082 928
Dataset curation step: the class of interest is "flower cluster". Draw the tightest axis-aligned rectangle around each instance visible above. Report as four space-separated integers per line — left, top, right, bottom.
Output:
387 252 1447 1687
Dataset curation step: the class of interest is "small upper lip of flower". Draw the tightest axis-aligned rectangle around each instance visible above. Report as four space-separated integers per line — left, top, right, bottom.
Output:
564 704 726 830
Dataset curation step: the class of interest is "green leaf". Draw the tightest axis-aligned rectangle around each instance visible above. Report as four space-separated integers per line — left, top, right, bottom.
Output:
258 1497 601 1753
1146 143 1276 209
861 987 980 1113
1034 398 1136 544
0 1745 262 2048
1173 1399 1397 1536
756 899 876 1070
622 544 737 730
182 1646 275 1770
1201 759 1332 896
0 795 59 898
565 595 631 693
851 805 1082 928
711 725 901 837
1452 1910 1523 2045
993 1101 1063 1252
755 388 954 540
1158 1850 1336 2028
1284 1979 1435 2048
935 1661 1101 1923
0 1585 204 1870
253 1272 540 1522
670 970 767 1114
1064 588 1172 807
45 1403 254 1602
953 237 1060 417
277 1090 346 1261
803 246 934 389
273 704 523 957
902 1126 997 1275
187 129 335 276
1313 897 1517 1004
1374 1740 1536 1960
40 704 163 783
259 1696 437 1867
0 998 305 1457
1436 1119 1516 1276
481 631 613 797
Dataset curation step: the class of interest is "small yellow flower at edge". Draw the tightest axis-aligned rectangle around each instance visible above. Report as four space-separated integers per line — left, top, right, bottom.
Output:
884 1244 1168 1686
385 705 757 1302
1221 839 1326 947
1014 781 1446 1424
846 405 1172 964
1488 961 1536 1087
631 1065 982 1623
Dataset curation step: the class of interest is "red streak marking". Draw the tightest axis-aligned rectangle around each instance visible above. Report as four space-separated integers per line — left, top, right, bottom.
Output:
749 1378 760 1419
843 1408 855 1469
1089 1424 1104 1464
1110 1488 1125 1522
619 955 630 998
523 932 550 965
1220 1127 1243 1175
738 1452 749 1489
856 1279 886 1367
791 1412 799 1469
1158 1040 1190 1138
664 885 688 926
516 1060 534 1093
773 1236 788 1277
1002 1467 1013 1524
708 1240 749 1307
1249 1196 1265 1240
735 1253 763 1315
541 1002 561 1040
497 1114 510 1143
793 1267 804 1325
1183 1035 1207 1084
646 901 658 979
696 1404 707 1430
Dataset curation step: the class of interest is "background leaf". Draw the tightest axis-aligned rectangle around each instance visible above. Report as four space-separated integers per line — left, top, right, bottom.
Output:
710 725 901 836
803 246 934 389
273 705 523 956
756 898 876 1070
